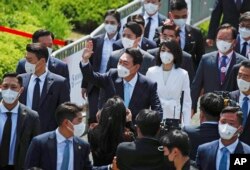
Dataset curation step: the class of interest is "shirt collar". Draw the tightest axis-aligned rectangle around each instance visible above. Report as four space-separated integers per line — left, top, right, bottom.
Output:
201 121 218 125
239 35 250 44
31 70 48 82
0 101 20 114
55 128 73 144
219 138 239 154
239 91 250 101
104 32 118 41
218 50 234 59
123 73 138 87
144 11 159 21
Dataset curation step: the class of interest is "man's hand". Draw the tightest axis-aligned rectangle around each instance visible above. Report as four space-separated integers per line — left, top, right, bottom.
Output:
206 39 214 47
82 40 94 63
81 88 87 99
126 109 132 122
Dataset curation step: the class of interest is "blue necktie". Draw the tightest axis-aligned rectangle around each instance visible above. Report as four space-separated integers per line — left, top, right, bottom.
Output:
219 147 229 170
32 77 40 111
61 140 70 170
124 82 131 108
242 96 249 126
220 56 227 85
144 17 152 38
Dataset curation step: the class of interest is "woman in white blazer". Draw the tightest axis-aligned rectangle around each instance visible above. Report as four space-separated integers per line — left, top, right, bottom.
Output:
146 39 191 125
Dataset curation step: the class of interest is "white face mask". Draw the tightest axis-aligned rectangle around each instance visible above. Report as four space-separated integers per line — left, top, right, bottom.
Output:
2 89 19 104
173 19 187 28
25 61 36 74
73 121 85 137
117 65 130 78
122 37 135 49
104 24 118 35
219 123 238 140
47 47 53 56
160 52 174 64
144 3 158 15
237 78 250 92
216 40 232 54
239 27 250 39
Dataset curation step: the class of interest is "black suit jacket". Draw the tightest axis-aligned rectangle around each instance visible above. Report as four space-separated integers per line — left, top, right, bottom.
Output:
112 37 157 52
196 139 250 170
80 62 163 121
116 138 166 170
19 71 70 132
183 123 220 160
147 47 195 83
229 90 250 146
10 104 40 170
16 57 69 84
24 131 92 170
191 51 246 110
207 0 250 40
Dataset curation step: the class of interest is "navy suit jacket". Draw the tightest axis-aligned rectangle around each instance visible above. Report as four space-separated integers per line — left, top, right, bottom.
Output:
112 37 157 52
191 51 246 110
235 35 249 58
11 104 40 170
80 62 163 121
147 47 195 83
183 123 220 160
19 71 70 133
207 0 250 39
24 131 92 170
16 57 69 83
229 90 250 146
196 139 250 170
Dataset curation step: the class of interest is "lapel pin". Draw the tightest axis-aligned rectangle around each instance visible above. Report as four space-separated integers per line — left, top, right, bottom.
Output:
78 146 81 150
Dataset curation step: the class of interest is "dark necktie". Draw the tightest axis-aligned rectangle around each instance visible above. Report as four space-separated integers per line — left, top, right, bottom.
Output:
219 147 229 170
241 42 248 57
0 112 12 166
236 0 242 11
144 17 152 38
32 78 40 111
61 140 70 170
220 56 227 85
242 96 249 126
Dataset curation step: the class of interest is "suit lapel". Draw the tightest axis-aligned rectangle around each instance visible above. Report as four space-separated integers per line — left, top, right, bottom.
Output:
236 36 241 54
224 52 236 82
129 74 145 109
184 25 192 51
212 53 221 85
20 74 32 105
47 132 57 170
95 35 105 71
209 141 219 170
39 72 54 105
234 141 244 153
114 76 124 99
73 137 82 170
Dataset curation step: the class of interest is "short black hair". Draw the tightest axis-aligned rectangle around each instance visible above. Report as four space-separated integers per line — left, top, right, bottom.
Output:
216 23 237 40
240 60 250 69
161 24 180 37
104 9 121 31
123 22 143 37
156 39 182 68
32 29 54 43
2 72 23 87
55 102 83 126
200 92 224 120
170 0 187 11
135 109 161 137
161 129 190 156
127 14 145 27
26 43 49 62
220 106 243 125
239 11 250 23
125 48 143 65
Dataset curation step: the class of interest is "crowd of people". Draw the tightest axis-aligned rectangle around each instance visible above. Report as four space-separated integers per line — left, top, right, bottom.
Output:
1 0 250 169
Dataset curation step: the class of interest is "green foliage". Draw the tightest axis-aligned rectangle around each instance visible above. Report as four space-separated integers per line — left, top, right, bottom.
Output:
197 19 210 38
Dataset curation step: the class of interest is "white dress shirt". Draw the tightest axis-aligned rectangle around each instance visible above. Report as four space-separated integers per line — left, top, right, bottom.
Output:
56 128 74 170
143 12 159 41
26 70 48 109
216 139 239 170
0 102 20 165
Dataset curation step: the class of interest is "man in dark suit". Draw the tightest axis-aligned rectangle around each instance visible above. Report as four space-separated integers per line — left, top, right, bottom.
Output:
206 0 250 46
116 109 166 170
196 106 250 170
235 12 250 58
0 73 40 170
81 9 121 124
183 92 224 160
107 22 156 75
113 14 157 52
229 60 250 146
142 0 166 41
16 29 69 83
148 24 195 83
19 43 70 133
80 46 163 121
154 0 204 71
24 102 92 170
191 24 246 114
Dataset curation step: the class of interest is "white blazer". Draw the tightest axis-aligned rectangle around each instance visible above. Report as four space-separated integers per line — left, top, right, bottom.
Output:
146 65 192 125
